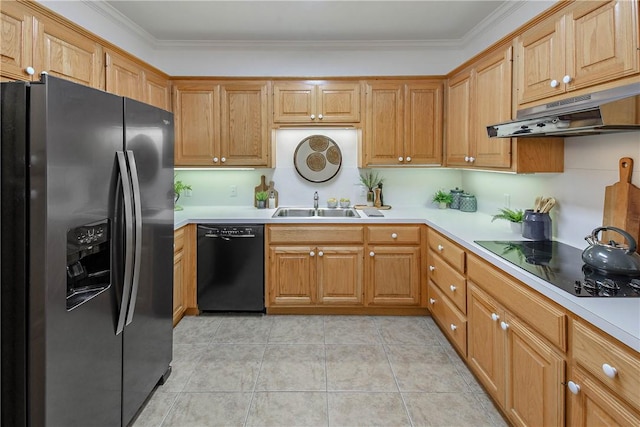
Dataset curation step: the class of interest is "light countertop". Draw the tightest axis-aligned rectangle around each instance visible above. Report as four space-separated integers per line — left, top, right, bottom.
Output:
174 205 640 352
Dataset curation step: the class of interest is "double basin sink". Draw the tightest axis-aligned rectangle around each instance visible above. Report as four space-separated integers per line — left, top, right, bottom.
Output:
272 207 360 218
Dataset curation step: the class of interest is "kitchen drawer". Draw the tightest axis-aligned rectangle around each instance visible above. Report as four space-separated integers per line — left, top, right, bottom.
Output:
467 254 567 351
428 250 466 314
268 225 364 244
428 281 467 356
427 229 465 272
367 225 421 245
572 319 640 411
174 227 185 252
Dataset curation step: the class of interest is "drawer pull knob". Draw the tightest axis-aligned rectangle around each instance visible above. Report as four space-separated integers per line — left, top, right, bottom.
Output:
491 313 500 322
567 381 580 395
500 321 509 331
369 251 375 257
310 114 315 120
429 265 436 272
309 251 315 257
391 233 398 239
437 244 444 251
450 324 457 331
429 298 436 305
449 285 456 292
602 364 617 378
318 251 323 257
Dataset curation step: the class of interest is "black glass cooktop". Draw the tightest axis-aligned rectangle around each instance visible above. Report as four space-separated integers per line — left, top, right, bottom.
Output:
475 240 640 298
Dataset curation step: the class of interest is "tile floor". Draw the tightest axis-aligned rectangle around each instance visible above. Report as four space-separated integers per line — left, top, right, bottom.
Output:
132 315 508 427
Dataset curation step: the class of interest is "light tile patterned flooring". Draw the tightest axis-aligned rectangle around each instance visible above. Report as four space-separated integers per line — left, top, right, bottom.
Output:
133 315 508 427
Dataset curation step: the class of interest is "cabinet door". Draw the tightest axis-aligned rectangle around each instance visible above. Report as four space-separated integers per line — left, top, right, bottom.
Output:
35 17 104 89
317 82 361 122
568 366 640 427
143 70 170 111
515 13 565 105
105 50 143 102
173 249 185 326
220 82 270 166
273 81 314 123
472 47 512 169
366 246 420 306
173 83 220 166
445 70 472 166
404 82 443 165
317 246 364 305
268 246 316 305
467 283 505 406
504 314 565 427
364 82 404 165
1 1 34 81
566 0 639 90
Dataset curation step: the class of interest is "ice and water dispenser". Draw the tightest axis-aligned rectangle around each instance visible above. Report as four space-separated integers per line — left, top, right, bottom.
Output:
66 219 111 310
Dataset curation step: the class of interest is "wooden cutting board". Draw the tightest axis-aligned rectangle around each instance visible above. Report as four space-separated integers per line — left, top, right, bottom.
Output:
602 157 640 252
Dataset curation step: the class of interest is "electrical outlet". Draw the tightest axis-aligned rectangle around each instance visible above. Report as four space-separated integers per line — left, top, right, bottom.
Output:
230 185 237 197
504 193 511 208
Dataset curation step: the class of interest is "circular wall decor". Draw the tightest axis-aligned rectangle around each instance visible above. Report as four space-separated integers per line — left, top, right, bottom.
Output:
293 135 342 183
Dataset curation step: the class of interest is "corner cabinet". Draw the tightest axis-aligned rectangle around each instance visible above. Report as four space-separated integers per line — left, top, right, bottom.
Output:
173 80 271 167
362 80 443 166
272 80 361 124
516 0 639 107
446 45 564 173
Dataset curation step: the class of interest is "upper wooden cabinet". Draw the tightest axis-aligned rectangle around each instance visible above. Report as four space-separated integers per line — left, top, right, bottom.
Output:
105 49 144 102
516 0 639 107
446 46 564 173
362 80 443 166
173 80 270 167
1 1 35 81
273 80 361 124
143 70 170 111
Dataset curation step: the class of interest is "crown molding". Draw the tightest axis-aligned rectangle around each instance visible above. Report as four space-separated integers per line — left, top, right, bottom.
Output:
81 0 157 46
460 0 529 46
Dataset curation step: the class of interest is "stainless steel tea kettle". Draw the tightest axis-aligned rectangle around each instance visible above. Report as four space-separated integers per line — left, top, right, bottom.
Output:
582 226 640 276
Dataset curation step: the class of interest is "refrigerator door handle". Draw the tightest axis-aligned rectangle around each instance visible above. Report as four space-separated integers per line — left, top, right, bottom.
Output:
125 150 142 325
116 151 134 335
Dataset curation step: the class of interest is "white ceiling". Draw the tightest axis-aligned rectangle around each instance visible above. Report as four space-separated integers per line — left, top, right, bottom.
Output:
103 0 513 46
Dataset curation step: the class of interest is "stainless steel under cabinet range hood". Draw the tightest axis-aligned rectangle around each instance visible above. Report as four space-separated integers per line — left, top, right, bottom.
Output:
487 83 640 138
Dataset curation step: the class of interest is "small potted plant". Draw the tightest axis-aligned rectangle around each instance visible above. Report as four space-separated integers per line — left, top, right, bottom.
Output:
174 176 192 211
491 207 525 233
339 198 350 208
359 171 383 206
256 191 269 209
432 190 453 209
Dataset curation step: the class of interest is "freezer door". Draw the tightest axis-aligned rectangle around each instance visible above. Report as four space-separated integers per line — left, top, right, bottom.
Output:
121 98 174 426
31 76 124 426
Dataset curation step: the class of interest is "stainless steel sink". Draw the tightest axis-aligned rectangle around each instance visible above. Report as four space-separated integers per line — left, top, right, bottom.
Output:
272 207 360 218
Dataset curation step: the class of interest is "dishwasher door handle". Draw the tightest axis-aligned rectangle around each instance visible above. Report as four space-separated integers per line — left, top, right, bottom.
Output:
203 233 256 239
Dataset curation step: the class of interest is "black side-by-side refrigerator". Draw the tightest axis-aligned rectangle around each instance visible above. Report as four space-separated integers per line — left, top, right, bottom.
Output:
1 75 174 426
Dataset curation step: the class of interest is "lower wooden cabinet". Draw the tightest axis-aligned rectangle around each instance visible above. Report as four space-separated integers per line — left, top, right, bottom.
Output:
173 227 187 325
173 224 197 326
366 245 420 306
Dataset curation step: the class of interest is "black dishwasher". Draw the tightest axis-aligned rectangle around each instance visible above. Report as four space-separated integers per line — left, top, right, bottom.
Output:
197 224 265 312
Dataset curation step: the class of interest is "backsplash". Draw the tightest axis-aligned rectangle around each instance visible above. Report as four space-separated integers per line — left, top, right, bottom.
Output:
176 130 640 249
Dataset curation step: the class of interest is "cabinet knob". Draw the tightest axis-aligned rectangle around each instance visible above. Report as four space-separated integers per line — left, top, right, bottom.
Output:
491 313 500 322
464 156 470 162
213 157 219 163
562 75 572 84
450 324 457 331
602 363 617 378
310 114 316 120
369 251 375 257
318 114 323 120
449 285 456 292
406 156 412 162
25 66 35 76
468 156 475 163
429 298 436 305
310 251 315 257
437 244 444 251
318 251 324 257
429 265 436 272
550 79 559 88
391 233 398 239
221 157 226 163
567 381 581 395
398 156 404 162
500 321 509 331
